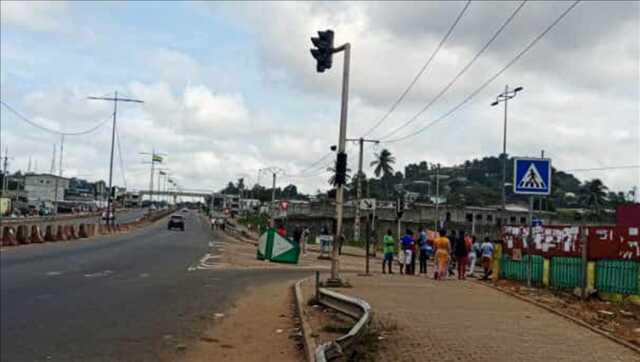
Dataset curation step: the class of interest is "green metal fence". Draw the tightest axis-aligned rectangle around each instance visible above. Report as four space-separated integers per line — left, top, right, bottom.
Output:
550 257 583 290
596 260 640 295
501 255 544 284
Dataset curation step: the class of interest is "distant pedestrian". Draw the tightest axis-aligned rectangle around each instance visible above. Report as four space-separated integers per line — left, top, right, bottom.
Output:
338 233 345 255
448 230 457 277
302 227 310 255
480 237 494 280
467 236 480 277
382 229 395 274
293 226 302 247
418 227 430 274
454 231 471 280
400 229 415 275
433 229 451 280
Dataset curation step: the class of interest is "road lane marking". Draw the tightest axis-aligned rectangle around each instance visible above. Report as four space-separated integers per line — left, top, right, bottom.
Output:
46 271 63 276
84 270 114 278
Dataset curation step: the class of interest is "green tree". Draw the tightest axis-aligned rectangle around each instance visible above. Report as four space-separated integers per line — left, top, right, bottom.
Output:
370 149 395 178
580 179 608 217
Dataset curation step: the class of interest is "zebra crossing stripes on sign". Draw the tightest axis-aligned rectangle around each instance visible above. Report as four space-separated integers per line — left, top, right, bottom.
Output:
513 158 551 195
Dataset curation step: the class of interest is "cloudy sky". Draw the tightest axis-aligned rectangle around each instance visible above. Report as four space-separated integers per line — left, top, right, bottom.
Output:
1 1 638 195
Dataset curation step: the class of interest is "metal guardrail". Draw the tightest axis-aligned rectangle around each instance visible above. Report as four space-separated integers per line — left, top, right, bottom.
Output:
314 287 372 362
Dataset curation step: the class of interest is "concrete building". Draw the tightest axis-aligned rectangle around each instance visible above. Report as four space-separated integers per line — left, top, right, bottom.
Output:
24 174 70 206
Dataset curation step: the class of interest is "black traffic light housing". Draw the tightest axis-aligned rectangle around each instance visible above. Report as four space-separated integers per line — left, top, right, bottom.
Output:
310 30 334 72
334 152 348 186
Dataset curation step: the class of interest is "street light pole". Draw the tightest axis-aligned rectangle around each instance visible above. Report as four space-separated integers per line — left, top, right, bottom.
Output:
491 85 523 223
435 164 440 230
88 91 143 225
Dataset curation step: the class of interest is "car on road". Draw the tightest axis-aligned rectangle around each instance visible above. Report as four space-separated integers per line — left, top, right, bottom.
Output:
168 214 185 231
181 208 189 213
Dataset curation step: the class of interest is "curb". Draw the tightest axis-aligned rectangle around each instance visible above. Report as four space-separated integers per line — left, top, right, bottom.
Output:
474 280 640 355
293 278 318 362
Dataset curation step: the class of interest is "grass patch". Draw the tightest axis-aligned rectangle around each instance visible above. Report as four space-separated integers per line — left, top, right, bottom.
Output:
345 317 398 362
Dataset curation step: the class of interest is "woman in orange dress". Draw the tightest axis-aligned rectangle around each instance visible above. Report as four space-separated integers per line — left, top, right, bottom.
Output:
433 229 451 280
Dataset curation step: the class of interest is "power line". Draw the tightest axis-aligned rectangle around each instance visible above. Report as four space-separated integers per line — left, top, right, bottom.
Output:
362 0 472 137
0 100 111 136
563 165 639 172
379 0 528 140
383 0 581 144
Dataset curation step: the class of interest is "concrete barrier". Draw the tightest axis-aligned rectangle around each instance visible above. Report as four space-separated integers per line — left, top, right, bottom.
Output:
57 225 68 241
30 225 45 243
16 225 30 244
44 225 57 242
2 227 18 246
78 224 89 238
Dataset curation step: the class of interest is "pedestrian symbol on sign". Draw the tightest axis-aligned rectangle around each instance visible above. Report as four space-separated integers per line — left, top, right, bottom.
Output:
518 163 546 190
513 158 551 196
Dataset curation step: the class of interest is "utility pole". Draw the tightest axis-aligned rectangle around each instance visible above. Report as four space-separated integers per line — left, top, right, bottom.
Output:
491 85 523 224
1 149 8 198
88 91 143 225
346 137 379 244
260 167 284 228
53 135 64 214
435 163 441 230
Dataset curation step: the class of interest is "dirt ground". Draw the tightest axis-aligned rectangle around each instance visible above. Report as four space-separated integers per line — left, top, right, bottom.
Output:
492 279 640 347
179 279 305 362
174 228 373 362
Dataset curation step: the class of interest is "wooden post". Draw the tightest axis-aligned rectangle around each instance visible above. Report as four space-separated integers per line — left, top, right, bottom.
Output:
581 227 588 299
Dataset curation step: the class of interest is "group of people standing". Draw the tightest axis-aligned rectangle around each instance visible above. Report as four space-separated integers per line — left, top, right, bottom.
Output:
382 228 495 280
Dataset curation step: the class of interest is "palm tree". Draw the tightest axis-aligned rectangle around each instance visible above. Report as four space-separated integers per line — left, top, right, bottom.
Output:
370 149 395 178
580 179 608 217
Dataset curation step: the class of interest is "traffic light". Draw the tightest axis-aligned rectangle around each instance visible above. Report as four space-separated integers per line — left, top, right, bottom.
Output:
310 30 334 72
396 198 404 219
334 152 348 186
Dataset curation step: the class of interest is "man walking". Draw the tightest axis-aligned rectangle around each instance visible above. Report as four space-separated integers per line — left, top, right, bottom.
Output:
480 237 494 280
382 229 395 274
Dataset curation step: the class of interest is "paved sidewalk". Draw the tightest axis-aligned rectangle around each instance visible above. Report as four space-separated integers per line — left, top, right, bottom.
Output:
337 274 639 362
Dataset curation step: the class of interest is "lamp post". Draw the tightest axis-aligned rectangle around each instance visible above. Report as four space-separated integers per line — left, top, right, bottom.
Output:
491 85 523 219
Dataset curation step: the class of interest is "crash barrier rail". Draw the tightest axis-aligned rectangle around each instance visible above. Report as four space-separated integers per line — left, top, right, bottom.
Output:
315 288 372 362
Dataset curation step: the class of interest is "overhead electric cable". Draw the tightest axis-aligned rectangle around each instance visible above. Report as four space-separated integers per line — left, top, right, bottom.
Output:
382 0 581 144
379 0 527 140
362 0 473 137
0 100 111 136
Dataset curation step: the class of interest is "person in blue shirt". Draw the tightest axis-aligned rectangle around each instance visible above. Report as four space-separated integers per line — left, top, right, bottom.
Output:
417 227 431 274
400 229 415 275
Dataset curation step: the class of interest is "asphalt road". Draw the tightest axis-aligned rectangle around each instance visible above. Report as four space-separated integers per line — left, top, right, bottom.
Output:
1 211 309 362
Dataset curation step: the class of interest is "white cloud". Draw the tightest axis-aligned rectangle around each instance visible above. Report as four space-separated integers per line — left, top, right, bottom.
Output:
1 1 69 32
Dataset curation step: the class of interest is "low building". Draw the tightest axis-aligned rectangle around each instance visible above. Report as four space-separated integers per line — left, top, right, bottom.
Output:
24 173 70 206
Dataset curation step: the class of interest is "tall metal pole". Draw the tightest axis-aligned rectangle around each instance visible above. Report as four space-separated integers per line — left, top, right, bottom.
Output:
348 137 379 244
435 164 440 230
354 137 364 243
331 43 350 283
53 135 64 214
527 195 533 287
270 172 276 228
502 84 509 213
149 153 155 204
88 92 143 224
106 91 118 225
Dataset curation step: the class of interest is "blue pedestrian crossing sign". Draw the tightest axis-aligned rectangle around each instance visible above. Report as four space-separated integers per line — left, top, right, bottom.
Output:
513 157 551 195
